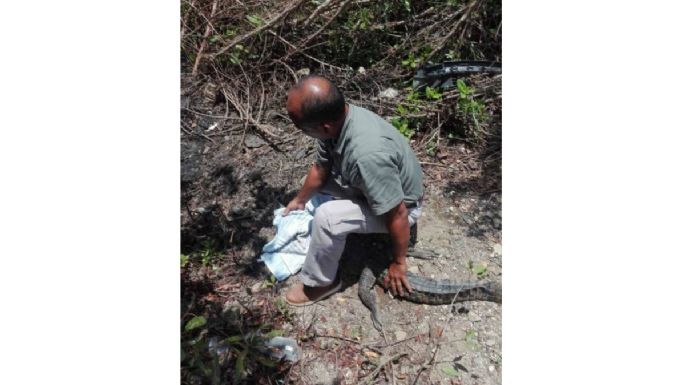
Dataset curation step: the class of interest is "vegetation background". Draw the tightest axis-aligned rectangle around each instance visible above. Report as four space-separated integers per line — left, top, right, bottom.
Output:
181 1 502 384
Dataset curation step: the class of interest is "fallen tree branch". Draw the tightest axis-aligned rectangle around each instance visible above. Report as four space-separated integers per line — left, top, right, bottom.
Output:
222 87 281 139
361 353 407 385
303 0 336 27
192 0 219 75
268 30 346 71
212 0 308 59
427 0 482 61
286 0 352 59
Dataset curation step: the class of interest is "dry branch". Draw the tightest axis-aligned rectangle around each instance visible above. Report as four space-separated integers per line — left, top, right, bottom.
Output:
268 30 345 71
288 0 352 56
222 87 281 139
427 0 482 60
211 0 308 59
303 0 336 27
191 0 218 75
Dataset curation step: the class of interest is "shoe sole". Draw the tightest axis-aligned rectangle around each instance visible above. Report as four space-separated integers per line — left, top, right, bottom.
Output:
285 280 343 307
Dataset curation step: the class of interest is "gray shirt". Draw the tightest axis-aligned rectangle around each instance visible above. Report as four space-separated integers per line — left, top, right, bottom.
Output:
315 104 424 215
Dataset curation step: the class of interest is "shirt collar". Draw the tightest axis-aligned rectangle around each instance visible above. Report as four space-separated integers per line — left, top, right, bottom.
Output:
332 104 354 155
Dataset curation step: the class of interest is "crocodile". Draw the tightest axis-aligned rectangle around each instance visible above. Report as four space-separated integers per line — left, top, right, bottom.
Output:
358 253 502 331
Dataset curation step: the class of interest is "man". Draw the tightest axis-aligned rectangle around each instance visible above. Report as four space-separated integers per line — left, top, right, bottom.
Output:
283 75 424 305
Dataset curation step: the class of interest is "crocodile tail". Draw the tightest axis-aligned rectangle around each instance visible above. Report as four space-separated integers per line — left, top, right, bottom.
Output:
489 281 502 304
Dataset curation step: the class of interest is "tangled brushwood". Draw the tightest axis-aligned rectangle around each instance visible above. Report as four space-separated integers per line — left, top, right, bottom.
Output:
182 0 501 152
181 1 501 384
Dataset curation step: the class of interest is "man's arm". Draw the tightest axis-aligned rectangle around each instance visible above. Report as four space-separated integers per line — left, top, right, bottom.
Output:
283 163 328 215
383 201 413 296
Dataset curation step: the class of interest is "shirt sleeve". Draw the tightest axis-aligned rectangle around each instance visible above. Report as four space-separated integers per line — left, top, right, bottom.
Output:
314 139 331 169
350 152 404 216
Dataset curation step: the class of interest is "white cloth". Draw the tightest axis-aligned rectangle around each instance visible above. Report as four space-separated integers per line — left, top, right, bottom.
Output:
259 195 333 281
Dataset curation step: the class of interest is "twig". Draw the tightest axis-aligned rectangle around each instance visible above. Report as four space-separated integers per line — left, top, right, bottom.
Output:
303 0 335 27
181 292 196 319
286 0 352 59
305 311 318 337
192 0 219 75
180 0 196 42
212 0 308 58
375 332 426 348
181 107 241 120
420 162 451 168
276 59 299 83
426 0 482 61
222 87 281 138
313 333 361 345
181 122 216 143
361 353 407 385
311 333 387 355
269 30 345 71
369 7 436 31
411 287 466 385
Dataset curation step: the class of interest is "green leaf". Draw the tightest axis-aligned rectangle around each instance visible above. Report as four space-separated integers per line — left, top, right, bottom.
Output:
475 264 487 277
246 15 264 26
441 364 460 377
456 79 469 95
185 316 207 331
465 332 479 349
226 335 243 344
425 86 442 100
265 329 284 338
234 349 248 380
403 0 411 12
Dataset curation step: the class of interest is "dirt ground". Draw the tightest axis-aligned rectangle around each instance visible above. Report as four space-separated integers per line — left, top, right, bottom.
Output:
277 188 502 385
181 85 501 384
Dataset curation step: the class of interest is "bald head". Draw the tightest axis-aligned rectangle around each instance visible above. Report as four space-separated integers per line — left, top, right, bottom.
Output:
287 75 346 134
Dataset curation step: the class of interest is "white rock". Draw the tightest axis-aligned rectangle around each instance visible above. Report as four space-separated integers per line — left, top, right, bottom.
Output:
489 365 495 372
379 87 399 99
357 66 366 74
395 330 407 340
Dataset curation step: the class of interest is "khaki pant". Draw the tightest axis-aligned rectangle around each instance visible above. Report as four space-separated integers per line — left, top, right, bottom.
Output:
300 187 422 287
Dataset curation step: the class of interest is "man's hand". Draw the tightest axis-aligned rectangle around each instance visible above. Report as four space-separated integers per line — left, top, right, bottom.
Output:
383 260 413 297
282 198 306 216
383 201 413 296
283 163 328 216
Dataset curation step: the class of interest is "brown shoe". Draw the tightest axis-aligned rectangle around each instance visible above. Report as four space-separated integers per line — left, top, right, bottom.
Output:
284 280 342 307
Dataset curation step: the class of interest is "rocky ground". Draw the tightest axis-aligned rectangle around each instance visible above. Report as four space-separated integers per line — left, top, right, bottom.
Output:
277 187 502 385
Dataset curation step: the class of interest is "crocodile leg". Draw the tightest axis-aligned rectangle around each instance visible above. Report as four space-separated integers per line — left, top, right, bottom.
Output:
358 266 383 332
